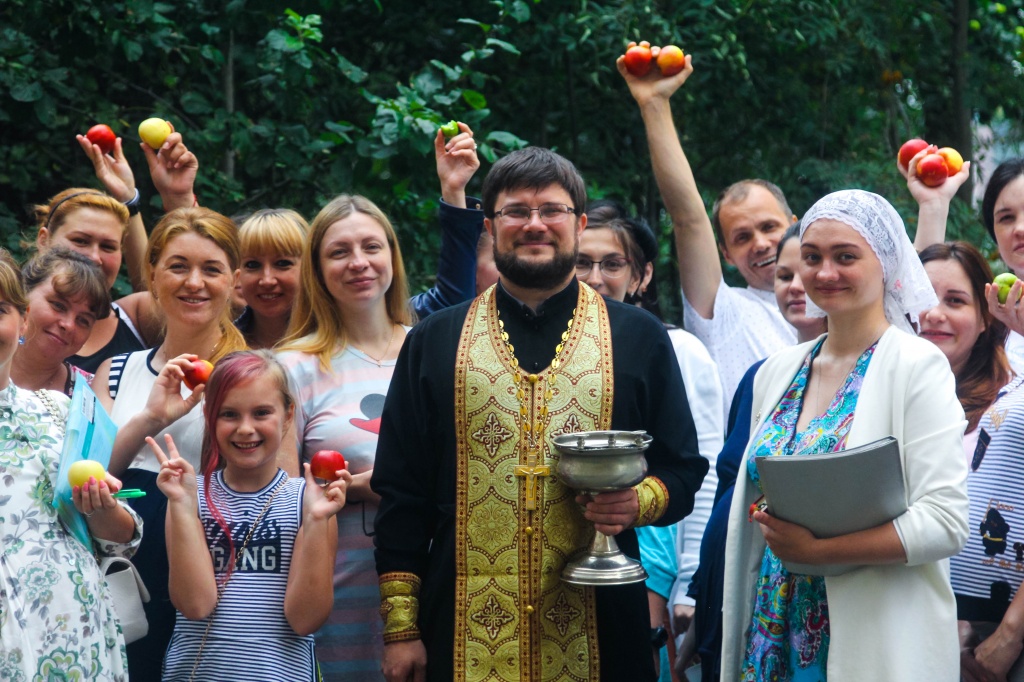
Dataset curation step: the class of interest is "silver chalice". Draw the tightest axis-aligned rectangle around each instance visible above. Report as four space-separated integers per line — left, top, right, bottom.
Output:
553 430 652 586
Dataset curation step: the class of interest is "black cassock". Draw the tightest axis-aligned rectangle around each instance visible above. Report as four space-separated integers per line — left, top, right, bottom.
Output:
372 278 708 681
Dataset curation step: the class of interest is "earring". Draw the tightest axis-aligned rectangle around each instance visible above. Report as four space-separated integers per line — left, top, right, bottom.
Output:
18 336 25 345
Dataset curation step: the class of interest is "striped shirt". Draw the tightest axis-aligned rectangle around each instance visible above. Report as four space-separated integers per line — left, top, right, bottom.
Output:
162 470 317 681
951 375 1024 610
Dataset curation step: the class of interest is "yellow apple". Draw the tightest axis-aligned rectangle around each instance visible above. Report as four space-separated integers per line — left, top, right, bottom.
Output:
68 460 106 488
138 117 174 149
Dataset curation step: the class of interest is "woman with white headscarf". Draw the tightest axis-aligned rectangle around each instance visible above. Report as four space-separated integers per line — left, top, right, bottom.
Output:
722 190 970 682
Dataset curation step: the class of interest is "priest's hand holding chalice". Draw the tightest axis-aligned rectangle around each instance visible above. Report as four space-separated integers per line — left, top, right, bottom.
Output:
553 430 653 585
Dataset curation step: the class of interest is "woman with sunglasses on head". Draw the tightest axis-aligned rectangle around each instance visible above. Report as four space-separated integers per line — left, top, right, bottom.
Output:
723 189 968 681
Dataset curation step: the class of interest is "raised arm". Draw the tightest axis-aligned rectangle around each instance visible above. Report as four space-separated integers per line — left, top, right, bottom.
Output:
618 52 723 318
76 134 148 292
409 123 483 319
143 131 199 212
898 149 971 250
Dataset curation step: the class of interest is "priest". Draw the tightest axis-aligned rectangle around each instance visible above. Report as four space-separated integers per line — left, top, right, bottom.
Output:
372 146 708 682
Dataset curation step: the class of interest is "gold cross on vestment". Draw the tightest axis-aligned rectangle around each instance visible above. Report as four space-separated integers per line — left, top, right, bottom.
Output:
514 447 550 511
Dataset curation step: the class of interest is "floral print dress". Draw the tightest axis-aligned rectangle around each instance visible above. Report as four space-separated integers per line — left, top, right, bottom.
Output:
0 383 142 682
741 338 877 682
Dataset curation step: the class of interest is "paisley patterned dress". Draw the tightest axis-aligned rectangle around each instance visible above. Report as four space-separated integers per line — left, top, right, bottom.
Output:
740 338 877 682
0 383 142 682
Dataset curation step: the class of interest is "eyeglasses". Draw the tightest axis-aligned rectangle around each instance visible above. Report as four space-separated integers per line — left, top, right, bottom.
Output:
575 257 632 279
493 203 576 225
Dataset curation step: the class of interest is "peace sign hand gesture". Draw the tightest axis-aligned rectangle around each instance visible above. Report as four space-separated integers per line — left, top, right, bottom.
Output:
148 434 198 507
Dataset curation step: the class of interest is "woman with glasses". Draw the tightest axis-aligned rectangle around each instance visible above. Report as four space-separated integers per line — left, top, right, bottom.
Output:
578 201 723 681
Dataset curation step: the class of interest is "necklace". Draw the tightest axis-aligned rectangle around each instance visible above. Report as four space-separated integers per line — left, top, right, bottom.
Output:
354 324 397 367
496 306 576 511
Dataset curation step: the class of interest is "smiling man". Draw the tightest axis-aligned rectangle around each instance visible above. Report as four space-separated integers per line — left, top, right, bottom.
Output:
619 54 798 404
372 147 708 682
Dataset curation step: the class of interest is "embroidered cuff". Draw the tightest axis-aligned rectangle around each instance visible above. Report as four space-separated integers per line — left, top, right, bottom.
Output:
632 476 670 528
379 572 422 643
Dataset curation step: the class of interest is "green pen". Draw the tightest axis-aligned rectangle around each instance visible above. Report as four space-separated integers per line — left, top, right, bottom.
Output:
112 489 147 499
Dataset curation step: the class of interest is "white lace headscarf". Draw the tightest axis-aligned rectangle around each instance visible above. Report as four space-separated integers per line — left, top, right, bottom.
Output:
799 189 937 334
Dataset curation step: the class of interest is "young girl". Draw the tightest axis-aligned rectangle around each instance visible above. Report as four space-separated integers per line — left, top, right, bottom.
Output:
147 350 351 681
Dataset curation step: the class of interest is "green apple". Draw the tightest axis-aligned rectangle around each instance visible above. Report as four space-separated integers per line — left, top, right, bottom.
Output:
440 120 459 138
995 272 1019 304
68 460 106 488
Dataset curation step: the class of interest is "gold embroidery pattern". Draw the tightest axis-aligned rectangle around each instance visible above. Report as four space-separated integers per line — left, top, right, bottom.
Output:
989 408 1008 431
379 573 422 642
453 284 610 682
472 412 515 456
544 591 582 636
633 476 670 528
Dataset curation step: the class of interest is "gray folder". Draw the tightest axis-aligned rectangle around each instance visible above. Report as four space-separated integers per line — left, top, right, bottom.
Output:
754 436 906 576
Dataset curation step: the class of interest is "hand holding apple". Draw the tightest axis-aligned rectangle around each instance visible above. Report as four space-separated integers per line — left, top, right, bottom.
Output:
69 460 107 488
303 461 352 520
898 137 966 188
995 273 1021 305
439 120 460 138
182 359 214 390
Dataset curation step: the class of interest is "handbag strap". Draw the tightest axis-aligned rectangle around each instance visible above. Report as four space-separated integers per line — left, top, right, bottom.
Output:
34 389 66 440
189 477 287 682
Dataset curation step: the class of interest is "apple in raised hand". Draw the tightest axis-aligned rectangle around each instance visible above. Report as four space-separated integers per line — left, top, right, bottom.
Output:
86 124 117 154
656 45 686 76
897 138 929 169
69 460 107 488
624 41 653 77
182 359 214 390
916 153 950 187
138 117 174 149
440 120 459 138
995 273 1020 305
310 450 347 481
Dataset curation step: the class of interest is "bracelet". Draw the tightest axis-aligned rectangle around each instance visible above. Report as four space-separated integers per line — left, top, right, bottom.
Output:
123 188 141 217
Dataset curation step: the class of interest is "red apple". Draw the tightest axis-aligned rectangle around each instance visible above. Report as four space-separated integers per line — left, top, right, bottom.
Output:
624 41 653 77
656 45 686 76
897 138 929 169
310 450 347 481
86 124 117 155
937 147 964 176
182 359 214 390
916 153 950 187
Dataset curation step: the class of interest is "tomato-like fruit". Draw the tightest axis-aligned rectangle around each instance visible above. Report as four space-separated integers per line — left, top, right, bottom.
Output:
182 359 214 390
624 41 653 77
897 138 929 169
310 450 347 481
440 120 460 138
69 460 106 488
86 124 117 154
656 45 686 76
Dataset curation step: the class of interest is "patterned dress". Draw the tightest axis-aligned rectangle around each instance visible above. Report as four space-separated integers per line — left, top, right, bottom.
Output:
741 338 877 682
0 383 142 682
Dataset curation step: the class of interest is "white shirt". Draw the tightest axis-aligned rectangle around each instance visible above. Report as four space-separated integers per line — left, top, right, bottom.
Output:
1006 331 1024 377
682 279 796 416
665 328 724 609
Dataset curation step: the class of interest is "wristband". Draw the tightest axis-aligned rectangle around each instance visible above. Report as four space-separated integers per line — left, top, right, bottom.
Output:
123 188 141 217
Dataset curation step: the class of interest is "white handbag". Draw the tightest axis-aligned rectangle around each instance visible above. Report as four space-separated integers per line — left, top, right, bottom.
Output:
100 556 151 644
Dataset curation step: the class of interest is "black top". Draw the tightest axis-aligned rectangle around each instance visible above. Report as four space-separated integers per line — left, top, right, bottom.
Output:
68 303 147 374
371 277 708 681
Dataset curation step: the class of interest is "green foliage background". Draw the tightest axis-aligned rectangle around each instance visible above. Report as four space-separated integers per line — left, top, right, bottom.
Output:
2 0 1022 315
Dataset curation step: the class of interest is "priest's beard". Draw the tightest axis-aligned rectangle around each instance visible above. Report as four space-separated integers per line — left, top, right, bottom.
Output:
493 244 577 292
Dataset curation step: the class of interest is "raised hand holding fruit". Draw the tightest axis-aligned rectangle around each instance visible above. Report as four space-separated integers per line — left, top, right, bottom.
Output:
85 124 117 155
624 41 654 76
182 359 214 390
139 117 175 149
69 460 107 488
310 450 347 481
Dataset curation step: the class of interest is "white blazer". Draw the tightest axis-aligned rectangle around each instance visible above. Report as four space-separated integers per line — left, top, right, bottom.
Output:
722 327 969 682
